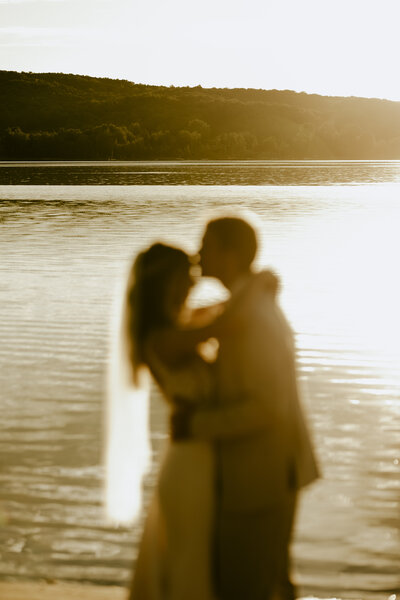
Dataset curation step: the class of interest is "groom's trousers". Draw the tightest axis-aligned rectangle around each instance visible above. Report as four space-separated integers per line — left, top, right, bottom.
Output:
215 490 297 600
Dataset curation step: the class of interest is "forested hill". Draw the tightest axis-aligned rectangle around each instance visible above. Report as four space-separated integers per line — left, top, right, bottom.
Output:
1 70 400 160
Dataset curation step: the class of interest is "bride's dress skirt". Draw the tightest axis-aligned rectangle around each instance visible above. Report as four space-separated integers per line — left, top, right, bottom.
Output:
129 441 216 600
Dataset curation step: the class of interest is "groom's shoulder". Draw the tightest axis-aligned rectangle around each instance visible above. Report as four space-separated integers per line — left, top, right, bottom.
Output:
245 270 280 309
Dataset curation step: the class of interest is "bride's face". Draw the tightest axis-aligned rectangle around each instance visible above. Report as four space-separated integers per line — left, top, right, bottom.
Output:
164 267 194 322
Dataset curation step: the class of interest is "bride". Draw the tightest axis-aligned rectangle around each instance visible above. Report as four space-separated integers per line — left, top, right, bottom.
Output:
106 242 222 600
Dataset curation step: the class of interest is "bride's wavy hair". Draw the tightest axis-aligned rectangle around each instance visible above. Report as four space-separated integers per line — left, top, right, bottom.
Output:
125 243 191 383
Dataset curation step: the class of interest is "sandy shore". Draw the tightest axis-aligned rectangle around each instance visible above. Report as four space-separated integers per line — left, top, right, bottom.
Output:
0 581 127 600
0 581 340 600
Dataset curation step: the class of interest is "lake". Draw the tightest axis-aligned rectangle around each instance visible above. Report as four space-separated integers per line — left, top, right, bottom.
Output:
0 161 399 599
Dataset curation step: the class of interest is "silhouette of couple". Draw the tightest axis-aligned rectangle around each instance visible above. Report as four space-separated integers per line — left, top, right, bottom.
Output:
107 216 319 600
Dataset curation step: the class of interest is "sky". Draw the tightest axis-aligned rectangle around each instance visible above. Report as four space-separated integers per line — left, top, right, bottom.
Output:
1 0 400 100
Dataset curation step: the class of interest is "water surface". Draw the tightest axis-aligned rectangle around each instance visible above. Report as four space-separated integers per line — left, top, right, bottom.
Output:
0 162 399 599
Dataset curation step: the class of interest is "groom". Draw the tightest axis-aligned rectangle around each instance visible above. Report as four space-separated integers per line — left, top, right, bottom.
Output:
172 216 319 600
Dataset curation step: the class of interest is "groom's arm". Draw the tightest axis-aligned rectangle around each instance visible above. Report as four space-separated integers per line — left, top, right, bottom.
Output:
171 373 276 441
189 396 274 440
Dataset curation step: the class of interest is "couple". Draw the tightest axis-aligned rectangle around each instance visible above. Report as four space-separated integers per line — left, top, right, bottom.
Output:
107 216 319 600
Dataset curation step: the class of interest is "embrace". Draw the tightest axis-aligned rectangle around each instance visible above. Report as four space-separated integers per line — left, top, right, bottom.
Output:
106 216 320 600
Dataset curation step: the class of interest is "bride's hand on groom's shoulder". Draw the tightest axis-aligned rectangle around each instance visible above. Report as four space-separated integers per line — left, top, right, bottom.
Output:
254 269 280 297
225 269 281 320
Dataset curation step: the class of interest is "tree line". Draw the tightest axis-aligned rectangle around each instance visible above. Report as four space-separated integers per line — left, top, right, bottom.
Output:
1 70 400 160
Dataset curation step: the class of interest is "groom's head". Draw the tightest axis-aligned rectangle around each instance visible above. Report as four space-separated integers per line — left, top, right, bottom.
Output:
199 216 258 287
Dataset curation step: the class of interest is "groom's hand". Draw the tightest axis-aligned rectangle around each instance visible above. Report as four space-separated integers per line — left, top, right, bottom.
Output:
170 404 195 441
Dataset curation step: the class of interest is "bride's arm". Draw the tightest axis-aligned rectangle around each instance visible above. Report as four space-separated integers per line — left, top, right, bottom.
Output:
154 270 280 366
151 319 222 367
187 302 227 327
154 301 243 366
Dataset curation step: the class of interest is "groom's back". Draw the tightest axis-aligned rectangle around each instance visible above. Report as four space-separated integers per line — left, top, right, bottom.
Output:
217 282 292 511
215 280 315 512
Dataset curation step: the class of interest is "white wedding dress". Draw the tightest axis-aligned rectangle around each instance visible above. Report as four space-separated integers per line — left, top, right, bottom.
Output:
129 350 217 600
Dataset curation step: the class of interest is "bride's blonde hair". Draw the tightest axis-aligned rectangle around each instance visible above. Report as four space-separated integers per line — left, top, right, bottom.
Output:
124 242 191 383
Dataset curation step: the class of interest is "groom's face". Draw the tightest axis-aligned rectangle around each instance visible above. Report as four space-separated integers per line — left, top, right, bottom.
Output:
199 229 223 279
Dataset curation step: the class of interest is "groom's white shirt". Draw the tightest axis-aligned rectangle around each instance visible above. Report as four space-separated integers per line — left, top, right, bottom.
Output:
191 272 319 512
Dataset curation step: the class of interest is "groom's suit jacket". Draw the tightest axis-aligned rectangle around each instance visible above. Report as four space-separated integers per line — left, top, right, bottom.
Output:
192 274 319 512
